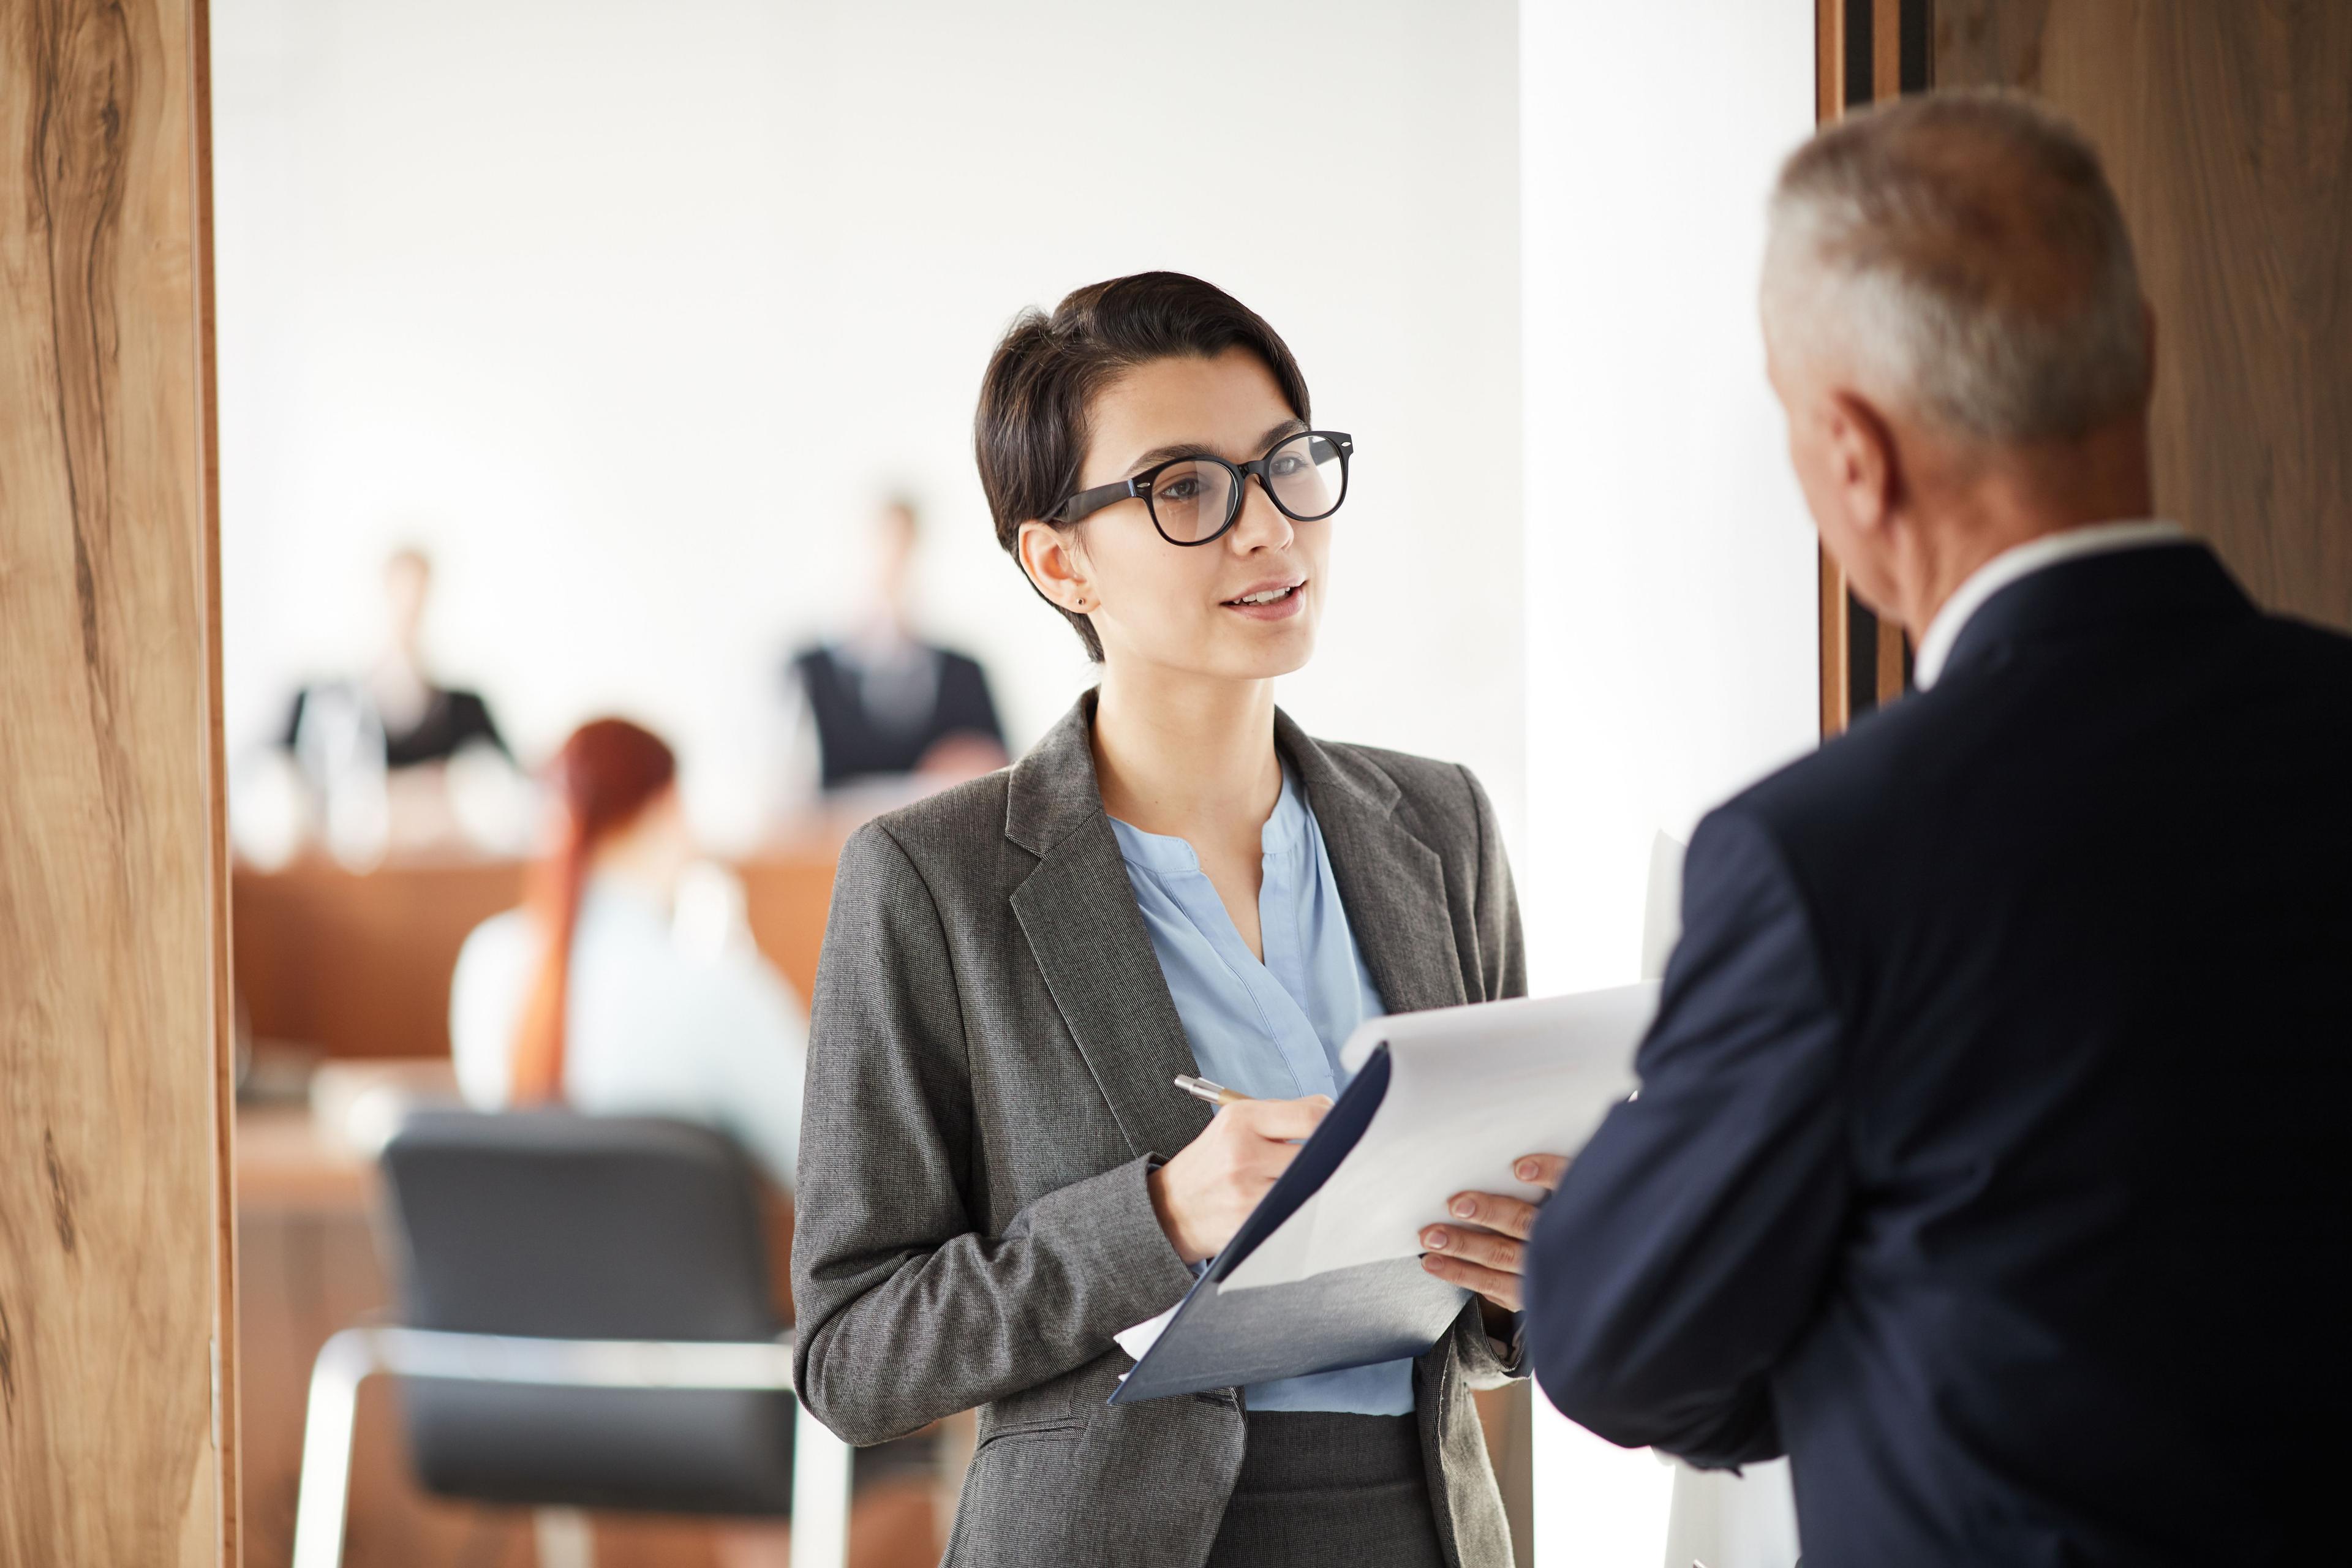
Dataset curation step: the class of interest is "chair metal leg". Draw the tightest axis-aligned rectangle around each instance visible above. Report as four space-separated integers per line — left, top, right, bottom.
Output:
535 1506 595 1568
790 1395 854 1568
295 1322 819 1567
290 1327 385 1568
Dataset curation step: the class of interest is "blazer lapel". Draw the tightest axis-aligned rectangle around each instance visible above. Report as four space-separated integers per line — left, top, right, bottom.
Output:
1278 710 1468 1017
1007 694 1213 1162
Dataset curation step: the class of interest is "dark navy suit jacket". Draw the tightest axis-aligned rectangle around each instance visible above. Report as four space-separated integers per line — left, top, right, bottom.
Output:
1524 543 2351 1567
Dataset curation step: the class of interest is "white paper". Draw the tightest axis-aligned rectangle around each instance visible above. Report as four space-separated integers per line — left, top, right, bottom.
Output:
1113 1301 1183 1364
1220 984 1657 1292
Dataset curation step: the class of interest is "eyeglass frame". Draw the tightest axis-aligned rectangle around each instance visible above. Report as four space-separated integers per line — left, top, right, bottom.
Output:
1047 429 1354 546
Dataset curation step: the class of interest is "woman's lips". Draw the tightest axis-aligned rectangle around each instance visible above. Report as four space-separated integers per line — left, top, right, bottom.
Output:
1221 580 1307 621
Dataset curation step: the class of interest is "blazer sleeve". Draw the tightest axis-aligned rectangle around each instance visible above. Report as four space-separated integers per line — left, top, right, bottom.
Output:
1520 805 1849 1468
790 822 1197 1447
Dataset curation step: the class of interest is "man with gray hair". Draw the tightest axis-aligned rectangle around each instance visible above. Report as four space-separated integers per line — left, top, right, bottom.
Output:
1521 91 2348 1565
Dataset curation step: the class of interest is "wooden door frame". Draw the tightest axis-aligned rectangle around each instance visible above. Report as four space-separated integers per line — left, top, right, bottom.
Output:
1815 0 1931 737
194 0 243 1557
1 1 235 1562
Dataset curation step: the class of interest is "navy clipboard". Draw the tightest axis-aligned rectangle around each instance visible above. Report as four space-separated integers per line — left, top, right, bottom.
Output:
1107 1045 1471 1404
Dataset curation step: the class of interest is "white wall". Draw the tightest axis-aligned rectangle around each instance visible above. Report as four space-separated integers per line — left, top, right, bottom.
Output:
211 0 1523 848
1518 1 1822 1562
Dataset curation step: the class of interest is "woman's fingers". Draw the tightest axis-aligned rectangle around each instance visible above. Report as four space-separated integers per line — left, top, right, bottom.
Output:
1419 1250 1523 1313
1419 1224 1523 1275
1510 1152 1571 1191
1227 1094 1332 1142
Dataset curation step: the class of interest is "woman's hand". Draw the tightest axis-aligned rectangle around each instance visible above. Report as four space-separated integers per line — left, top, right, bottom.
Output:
1148 1095 1331 1264
1417 1153 1570 1314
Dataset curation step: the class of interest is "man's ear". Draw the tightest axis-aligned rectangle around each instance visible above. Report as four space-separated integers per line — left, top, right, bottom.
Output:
1017 520 1093 614
1825 389 1901 535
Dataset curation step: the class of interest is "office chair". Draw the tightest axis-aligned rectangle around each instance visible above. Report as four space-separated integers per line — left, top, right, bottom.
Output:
290 1109 854 1568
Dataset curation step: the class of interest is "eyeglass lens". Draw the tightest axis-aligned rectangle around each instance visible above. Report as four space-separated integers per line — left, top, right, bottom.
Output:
1144 432 1346 543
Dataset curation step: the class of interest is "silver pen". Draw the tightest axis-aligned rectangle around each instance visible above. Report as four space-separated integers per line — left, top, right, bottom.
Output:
1173 1074 1254 1110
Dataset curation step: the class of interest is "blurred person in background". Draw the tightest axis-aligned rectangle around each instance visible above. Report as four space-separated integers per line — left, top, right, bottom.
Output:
260 546 526 865
450 717 939 1567
776 497 1008 828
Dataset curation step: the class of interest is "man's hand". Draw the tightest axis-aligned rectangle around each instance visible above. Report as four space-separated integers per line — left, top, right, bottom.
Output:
1148 1096 1332 1264
1418 1153 1571 1314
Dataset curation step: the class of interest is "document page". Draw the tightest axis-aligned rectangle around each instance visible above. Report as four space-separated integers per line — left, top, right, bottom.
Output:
1221 984 1657 1292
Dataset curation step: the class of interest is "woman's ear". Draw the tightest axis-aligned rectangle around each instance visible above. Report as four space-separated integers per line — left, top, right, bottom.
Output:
1017 520 1096 613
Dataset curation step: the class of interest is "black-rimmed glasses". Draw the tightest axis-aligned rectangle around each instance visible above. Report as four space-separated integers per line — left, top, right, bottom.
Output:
1050 430 1353 546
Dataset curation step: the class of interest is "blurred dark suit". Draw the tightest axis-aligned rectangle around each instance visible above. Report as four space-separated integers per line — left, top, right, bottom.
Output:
791 642 1002 792
1525 543 2352 1566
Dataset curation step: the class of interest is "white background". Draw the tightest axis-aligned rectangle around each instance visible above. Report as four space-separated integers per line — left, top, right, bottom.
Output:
211 0 1525 850
1519 2 1821 1562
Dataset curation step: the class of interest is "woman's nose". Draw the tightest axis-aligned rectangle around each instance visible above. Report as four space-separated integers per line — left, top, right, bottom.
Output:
1228 477 1294 551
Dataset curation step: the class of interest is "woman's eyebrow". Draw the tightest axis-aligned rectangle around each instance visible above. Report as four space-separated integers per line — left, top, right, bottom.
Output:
1123 418 1308 475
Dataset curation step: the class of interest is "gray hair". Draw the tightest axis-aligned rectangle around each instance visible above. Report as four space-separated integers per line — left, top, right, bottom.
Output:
1762 89 2150 443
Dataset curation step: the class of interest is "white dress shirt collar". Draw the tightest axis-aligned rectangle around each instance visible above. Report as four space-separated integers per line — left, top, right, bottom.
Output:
1912 519 2193 689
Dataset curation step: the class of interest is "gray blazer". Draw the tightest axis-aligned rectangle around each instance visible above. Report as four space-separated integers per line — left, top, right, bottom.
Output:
793 693 1529 1568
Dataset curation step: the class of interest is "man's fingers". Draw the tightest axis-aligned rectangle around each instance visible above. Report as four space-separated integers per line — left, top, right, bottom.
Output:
1442 1191 1543 1240
1419 1252 1522 1313
1510 1152 1571 1191
1420 1224 1525 1274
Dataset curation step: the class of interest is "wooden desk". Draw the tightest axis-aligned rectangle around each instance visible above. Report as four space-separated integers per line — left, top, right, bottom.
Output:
233 850 840 1060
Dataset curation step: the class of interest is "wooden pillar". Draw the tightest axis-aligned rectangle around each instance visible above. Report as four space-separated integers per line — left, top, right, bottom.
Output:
1816 0 1932 737
0 0 234 1564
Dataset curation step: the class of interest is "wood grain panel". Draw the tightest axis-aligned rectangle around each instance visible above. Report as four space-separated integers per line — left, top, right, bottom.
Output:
0 1 227 1564
190 0 243 1557
1818 0 1854 737
1817 0 1936 736
1937 0 2352 631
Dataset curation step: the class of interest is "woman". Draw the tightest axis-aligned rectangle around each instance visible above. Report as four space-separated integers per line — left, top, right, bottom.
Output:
791 273 1559 1568
450 717 805 1180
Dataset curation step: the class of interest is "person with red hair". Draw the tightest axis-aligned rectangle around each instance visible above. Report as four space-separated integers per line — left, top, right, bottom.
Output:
450 717 805 1182
451 717 941 1562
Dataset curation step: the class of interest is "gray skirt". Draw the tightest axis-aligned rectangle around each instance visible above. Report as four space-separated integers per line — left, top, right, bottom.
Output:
1204 1411 1447 1568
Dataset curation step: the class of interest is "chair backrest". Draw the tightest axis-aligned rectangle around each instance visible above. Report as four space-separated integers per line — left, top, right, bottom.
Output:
383 1109 778 1340
378 1110 797 1514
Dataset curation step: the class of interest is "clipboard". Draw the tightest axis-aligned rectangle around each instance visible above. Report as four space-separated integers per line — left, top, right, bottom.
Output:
1108 1046 1468 1404
1108 984 1657 1405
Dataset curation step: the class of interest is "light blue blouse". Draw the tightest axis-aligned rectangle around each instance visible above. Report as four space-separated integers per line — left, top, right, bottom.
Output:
1109 767 1415 1415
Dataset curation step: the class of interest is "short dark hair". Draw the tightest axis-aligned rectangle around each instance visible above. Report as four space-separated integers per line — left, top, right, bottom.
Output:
973 271 1312 661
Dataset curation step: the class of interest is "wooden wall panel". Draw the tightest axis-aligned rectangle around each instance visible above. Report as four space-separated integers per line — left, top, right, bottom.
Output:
0 1 228 1564
1937 0 2352 631
1817 0 1932 737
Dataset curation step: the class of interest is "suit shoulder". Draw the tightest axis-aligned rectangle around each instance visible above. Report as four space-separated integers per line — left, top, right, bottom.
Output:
1719 675 1995 848
848 769 1017 875
2253 610 2352 677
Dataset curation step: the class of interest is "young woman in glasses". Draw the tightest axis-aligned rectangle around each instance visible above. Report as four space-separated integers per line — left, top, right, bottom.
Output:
791 273 1556 1568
